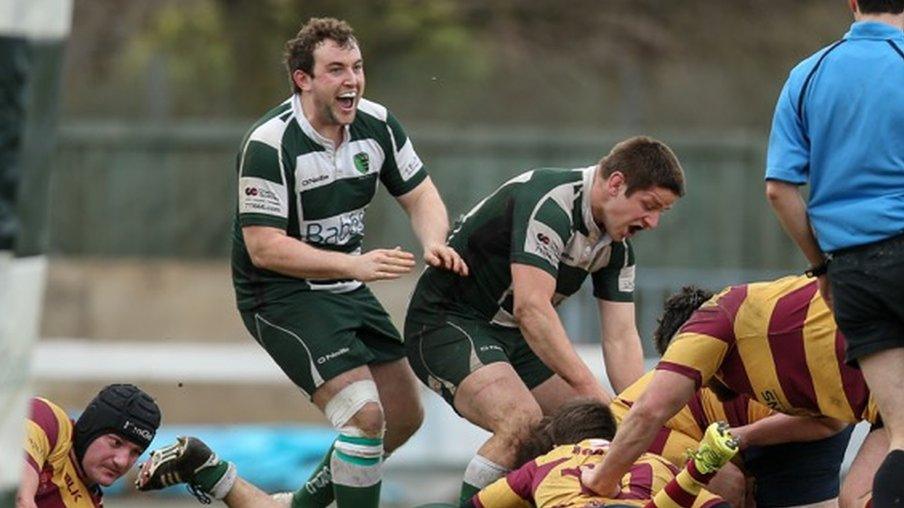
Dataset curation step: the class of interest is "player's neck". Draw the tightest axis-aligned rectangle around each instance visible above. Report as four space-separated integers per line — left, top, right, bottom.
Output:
300 95 344 147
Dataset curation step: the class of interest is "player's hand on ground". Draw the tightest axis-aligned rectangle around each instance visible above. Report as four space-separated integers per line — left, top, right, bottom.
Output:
424 243 469 276
353 247 416 281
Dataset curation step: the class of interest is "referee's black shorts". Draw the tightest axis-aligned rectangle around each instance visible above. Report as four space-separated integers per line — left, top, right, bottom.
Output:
829 232 904 366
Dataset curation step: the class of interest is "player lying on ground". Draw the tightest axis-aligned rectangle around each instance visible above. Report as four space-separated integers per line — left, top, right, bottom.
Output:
135 400 739 508
464 399 739 508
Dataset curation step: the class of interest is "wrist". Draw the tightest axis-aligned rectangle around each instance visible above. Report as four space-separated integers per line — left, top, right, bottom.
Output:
804 258 830 278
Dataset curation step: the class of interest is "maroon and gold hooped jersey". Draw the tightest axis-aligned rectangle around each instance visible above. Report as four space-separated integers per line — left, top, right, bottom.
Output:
658 275 877 424
473 439 724 508
24 398 103 507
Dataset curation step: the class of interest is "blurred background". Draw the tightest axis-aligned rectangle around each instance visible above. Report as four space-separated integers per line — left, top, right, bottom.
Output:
7 0 862 506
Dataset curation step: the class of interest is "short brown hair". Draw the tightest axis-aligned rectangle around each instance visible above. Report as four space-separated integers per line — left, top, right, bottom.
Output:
284 17 358 93
513 399 617 467
598 136 685 197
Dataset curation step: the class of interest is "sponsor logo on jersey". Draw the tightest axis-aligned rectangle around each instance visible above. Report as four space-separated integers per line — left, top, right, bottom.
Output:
301 174 330 187
244 186 278 200
304 209 366 245
353 152 370 174
618 265 635 292
536 233 551 245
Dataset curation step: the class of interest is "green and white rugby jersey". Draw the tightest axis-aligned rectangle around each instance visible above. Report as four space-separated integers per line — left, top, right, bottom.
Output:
232 95 427 310
408 166 635 328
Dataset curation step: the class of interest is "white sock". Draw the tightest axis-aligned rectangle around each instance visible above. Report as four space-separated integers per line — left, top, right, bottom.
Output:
463 455 509 490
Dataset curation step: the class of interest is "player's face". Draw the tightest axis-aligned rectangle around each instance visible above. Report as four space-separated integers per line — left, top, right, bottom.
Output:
80 433 144 486
302 39 365 129
596 173 678 241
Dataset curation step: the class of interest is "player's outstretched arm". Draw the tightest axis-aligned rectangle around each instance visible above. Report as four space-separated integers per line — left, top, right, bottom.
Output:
582 369 695 497
243 226 415 282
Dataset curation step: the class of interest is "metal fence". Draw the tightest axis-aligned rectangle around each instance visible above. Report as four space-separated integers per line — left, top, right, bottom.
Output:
49 122 805 352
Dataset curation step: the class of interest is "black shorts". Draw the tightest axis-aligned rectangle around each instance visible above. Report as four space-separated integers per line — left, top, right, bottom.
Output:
742 425 854 507
829 232 904 366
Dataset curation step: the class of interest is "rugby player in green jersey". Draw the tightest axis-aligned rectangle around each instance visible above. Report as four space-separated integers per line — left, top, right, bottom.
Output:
403 136 685 502
229 17 466 508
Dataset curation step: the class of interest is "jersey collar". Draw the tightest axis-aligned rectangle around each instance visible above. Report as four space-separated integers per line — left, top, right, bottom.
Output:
844 21 904 40
580 165 605 243
290 93 350 149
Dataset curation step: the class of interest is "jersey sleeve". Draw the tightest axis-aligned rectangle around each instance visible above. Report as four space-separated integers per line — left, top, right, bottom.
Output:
378 112 427 196
765 76 810 184
510 188 574 277
591 240 635 302
23 398 69 472
237 137 289 229
657 305 733 390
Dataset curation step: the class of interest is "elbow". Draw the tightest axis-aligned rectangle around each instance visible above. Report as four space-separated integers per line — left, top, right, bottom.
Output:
630 398 673 426
764 180 786 204
513 298 543 325
246 243 275 270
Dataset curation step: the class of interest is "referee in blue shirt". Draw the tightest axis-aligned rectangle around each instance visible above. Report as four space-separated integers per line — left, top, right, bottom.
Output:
765 1 903 505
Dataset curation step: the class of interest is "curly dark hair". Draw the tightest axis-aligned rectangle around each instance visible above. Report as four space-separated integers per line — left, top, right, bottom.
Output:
284 17 358 93
653 286 714 356
512 399 618 467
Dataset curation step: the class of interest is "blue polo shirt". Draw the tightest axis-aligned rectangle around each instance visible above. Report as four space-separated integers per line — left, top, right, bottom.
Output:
765 21 904 252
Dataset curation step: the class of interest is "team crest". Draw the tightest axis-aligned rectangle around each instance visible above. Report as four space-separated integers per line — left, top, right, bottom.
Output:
353 152 370 174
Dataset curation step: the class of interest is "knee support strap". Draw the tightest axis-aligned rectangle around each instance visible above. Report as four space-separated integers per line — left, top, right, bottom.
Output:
323 380 382 429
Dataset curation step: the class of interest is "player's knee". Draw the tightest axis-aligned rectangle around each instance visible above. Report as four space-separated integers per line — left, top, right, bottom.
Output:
348 401 385 437
324 380 384 437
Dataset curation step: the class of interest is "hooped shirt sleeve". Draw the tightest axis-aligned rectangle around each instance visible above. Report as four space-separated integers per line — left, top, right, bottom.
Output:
237 127 290 230
765 72 810 184
378 111 427 197
24 398 72 473
591 240 635 302
509 184 575 278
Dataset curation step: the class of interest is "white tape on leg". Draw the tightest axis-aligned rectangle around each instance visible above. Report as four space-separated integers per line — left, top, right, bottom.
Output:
323 380 381 429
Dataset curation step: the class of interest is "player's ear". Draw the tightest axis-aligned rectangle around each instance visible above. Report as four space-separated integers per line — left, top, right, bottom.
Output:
293 69 313 92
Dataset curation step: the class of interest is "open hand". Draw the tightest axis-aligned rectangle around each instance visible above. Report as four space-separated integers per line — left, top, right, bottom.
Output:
353 247 416 282
424 243 469 276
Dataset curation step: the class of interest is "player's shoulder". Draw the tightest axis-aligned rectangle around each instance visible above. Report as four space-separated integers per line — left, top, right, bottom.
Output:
515 167 584 199
786 39 846 86
356 97 389 122
27 397 74 447
245 98 294 148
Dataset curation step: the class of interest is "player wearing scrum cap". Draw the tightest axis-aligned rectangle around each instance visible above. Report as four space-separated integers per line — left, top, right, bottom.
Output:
16 383 161 508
